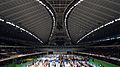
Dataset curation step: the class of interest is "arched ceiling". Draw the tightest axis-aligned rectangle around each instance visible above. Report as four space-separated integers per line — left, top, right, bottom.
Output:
0 0 54 44
0 20 42 46
0 0 120 46
79 20 120 43
67 0 120 43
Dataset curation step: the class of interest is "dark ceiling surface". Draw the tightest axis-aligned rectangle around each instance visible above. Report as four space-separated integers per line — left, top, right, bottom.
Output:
0 0 120 46
0 0 53 44
80 20 120 43
0 20 42 47
0 21 39 42
67 0 120 43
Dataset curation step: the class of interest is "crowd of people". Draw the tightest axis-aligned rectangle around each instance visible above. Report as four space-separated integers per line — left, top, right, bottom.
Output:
26 55 92 67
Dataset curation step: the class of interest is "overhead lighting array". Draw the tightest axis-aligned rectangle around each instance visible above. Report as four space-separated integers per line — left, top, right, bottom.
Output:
77 18 120 43
85 35 120 44
64 0 120 43
0 18 43 43
97 35 120 42
0 0 56 44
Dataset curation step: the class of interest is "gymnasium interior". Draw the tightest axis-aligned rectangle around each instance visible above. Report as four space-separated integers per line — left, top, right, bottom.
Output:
0 0 120 67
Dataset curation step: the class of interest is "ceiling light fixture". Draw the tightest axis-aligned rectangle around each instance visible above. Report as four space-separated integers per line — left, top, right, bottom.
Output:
0 18 43 43
77 18 120 43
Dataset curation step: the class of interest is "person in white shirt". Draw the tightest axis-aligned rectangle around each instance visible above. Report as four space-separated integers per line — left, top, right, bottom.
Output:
65 62 71 67
51 61 56 67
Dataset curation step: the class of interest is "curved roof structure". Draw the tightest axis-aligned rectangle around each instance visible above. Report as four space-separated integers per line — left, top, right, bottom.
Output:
0 0 120 46
67 0 120 43
0 0 54 44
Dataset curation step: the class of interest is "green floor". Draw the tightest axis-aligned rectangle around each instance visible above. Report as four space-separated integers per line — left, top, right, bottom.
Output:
4 62 31 67
89 58 119 67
